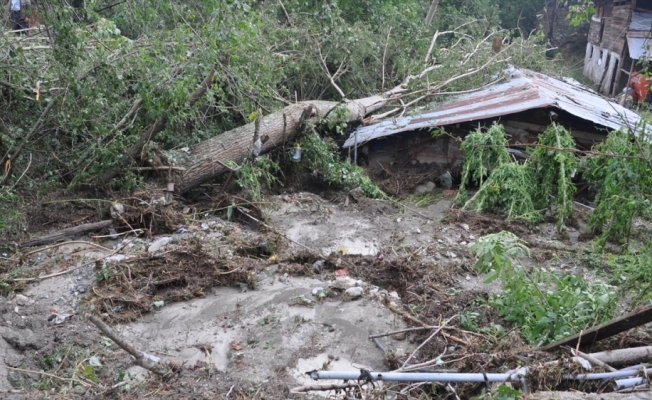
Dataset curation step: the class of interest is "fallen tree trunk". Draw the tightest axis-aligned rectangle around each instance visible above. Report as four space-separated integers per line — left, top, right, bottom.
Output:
589 346 652 366
18 220 113 248
177 94 389 193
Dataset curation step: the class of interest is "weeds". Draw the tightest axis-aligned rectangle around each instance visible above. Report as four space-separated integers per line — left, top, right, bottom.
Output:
460 123 578 228
472 231 616 345
583 129 652 248
236 156 283 202
301 128 385 198
457 124 510 203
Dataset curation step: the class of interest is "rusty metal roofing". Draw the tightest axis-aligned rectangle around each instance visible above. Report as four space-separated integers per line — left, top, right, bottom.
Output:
343 68 649 148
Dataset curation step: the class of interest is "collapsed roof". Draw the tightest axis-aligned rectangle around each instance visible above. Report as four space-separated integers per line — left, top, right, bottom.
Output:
343 68 649 149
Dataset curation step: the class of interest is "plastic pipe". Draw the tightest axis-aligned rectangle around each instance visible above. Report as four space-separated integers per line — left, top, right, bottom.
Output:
614 377 644 390
563 370 638 380
309 368 528 383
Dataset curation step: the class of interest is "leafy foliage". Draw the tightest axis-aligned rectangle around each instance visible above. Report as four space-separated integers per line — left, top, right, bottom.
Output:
460 123 577 227
604 244 652 307
301 129 385 198
458 124 510 201
464 162 542 223
472 231 616 345
236 157 282 202
583 129 652 248
528 124 577 228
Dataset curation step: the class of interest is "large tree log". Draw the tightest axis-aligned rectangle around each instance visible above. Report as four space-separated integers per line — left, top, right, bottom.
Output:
177 94 390 193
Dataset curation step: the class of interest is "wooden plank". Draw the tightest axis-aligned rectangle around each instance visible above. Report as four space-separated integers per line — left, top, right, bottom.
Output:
18 220 113 248
541 305 652 352
504 120 607 142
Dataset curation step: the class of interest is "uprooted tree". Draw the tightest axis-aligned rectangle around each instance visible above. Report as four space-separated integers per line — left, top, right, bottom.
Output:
0 1 556 204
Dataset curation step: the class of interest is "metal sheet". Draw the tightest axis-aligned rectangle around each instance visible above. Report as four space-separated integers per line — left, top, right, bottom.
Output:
627 36 652 60
343 68 649 148
629 11 652 31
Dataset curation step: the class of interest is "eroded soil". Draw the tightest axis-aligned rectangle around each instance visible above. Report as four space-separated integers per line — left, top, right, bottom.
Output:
0 189 648 399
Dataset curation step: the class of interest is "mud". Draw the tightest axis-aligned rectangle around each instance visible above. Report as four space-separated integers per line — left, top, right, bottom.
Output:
0 190 647 399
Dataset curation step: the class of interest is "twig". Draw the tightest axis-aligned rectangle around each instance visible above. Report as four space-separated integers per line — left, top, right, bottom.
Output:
400 315 458 370
131 166 186 171
6 366 90 386
11 238 134 282
225 384 235 398
290 382 366 393
9 153 31 189
98 381 127 396
88 315 170 377
564 346 617 372
369 325 487 341
381 27 392 91
277 0 293 26
22 240 113 257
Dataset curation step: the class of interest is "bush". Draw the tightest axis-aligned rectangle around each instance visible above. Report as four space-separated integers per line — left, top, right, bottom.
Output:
472 231 616 345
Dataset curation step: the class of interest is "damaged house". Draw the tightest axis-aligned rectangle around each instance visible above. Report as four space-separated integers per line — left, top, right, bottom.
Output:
583 0 652 96
343 68 647 175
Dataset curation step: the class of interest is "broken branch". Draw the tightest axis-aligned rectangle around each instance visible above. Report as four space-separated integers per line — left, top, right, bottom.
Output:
88 315 170 377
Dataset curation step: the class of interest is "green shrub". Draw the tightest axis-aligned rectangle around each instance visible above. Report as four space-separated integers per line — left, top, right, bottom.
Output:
472 231 616 345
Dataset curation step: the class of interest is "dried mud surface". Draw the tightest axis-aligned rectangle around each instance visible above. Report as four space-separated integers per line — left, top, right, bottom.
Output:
0 190 649 399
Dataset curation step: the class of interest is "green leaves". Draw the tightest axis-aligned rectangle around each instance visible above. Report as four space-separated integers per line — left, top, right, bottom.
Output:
460 123 577 228
472 231 616 345
583 129 652 248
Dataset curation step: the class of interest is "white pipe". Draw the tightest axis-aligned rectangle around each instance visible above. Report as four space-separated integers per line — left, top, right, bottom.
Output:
309 368 528 382
563 370 638 380
615 377 644 390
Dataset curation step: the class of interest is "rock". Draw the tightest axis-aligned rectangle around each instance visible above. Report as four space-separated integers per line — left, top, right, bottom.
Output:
312 287 326 299
392 332 407 341
329 277 357 290
460 223 470 231
389 291 400 301
148 237 172 253
414 181 435 194
349 187 365 200
201 223 210 231
312 260 326 273
14 294 30 306
345 287 364 299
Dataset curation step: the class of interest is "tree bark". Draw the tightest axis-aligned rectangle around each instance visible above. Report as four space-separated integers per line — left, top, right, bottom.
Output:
177 93 390 193
425 0 440 24
102 67 216 182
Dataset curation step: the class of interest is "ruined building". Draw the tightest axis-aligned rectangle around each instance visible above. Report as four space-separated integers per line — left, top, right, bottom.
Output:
584 0 652 96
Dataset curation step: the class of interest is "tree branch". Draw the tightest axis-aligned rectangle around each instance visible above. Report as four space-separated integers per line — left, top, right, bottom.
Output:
1 96 59 185
102 67 216 181
88 316 170 376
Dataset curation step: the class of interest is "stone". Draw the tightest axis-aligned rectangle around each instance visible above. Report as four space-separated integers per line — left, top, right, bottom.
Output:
414 181 435 194
349 187 365 202
148 237 172 253
345 287 363 299
329 277 357 290
392 332 407 341
14 294 30 306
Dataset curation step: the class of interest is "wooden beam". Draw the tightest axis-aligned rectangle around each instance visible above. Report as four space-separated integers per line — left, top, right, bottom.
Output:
504 120 607 142
541 305 652 352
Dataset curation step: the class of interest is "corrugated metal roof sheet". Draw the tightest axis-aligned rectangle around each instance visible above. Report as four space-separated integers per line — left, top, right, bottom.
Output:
343 68 649 148
629 11 652 31
627 36 652 60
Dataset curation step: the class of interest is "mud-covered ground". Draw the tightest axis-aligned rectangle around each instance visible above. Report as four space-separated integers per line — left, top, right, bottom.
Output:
0 188 649 399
